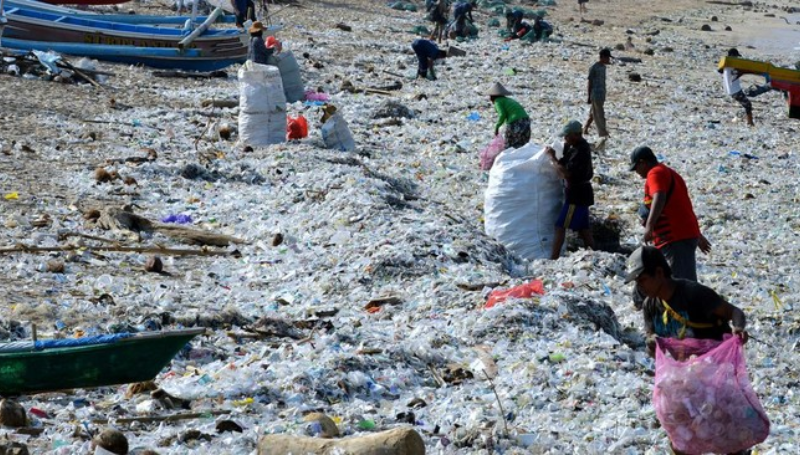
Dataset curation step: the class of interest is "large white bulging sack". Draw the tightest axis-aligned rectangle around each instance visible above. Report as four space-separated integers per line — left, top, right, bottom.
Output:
238 62 287 146
484 144 563 260
268 50 305 103
321 113 355 151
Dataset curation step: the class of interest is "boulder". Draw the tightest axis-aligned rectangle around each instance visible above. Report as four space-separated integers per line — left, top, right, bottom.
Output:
258 428 424 455
0 400 27 428
93 429 129 455
303 413 339 438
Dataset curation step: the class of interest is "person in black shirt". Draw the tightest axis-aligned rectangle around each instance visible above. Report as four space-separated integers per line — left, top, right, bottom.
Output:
545 120 595 259
624 246 748 356
624 246 751 455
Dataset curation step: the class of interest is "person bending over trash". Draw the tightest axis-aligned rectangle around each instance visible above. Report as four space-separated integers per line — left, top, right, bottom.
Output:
531 16 553 42
451 0 475 38
411 39 447 80
545 120 595 260
247 22 273 65
629 146 711 280
624 245 752 455
487 82 530 148
503 19 533 42
505 9 524 33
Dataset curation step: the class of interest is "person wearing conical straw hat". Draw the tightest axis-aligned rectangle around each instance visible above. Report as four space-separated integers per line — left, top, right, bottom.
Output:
247 21 273 65
487 82 530 149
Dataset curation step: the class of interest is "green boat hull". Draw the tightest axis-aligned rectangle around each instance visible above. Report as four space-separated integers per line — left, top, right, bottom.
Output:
0 329 204 396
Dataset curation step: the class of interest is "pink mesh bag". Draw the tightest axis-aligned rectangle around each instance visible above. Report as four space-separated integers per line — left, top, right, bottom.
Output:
479 134 506 171
654 336 770 454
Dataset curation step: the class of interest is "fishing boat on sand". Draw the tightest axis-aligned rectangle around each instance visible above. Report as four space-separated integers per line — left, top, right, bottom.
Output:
0 328 204 396
4 0 237 25
0 4 280 69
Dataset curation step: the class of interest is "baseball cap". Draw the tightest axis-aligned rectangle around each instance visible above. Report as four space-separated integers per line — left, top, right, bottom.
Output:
558 120 583 137
629 146 657 171
600 48 613 58
624 246 667 283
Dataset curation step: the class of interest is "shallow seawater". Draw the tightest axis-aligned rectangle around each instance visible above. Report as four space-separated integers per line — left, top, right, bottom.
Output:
740 14 800 58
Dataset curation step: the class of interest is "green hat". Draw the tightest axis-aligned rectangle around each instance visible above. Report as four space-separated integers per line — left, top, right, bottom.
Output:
558 120 582 137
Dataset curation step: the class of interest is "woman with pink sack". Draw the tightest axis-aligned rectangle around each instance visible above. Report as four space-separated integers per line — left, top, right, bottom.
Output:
487 82 530 149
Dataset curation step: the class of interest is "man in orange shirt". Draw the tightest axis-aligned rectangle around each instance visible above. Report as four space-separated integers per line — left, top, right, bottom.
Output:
629 146 711 307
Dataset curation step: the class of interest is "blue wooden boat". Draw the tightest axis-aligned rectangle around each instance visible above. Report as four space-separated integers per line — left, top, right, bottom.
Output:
5 0 237 25
0 4 283 69
0 36 245 71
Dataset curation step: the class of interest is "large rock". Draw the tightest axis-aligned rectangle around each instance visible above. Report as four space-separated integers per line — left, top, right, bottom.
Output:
258 428 424 455
303 413 339 438
0 400 27 428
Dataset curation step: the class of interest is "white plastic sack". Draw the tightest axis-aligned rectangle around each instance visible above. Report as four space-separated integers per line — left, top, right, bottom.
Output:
238 62 286 146
321 113 355 151
269 50 305 103
484 144 563 260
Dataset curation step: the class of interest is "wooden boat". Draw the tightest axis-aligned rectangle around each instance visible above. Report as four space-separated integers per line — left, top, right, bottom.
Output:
0 36 245 70
719 56 800 119
40 0 130 5
0 5 256 63
0 328 204 395
41 0 130 6
4 0 237 25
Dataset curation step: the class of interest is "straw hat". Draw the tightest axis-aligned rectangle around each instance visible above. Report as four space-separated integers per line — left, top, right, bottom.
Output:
249 21 264 34
486 82 512 97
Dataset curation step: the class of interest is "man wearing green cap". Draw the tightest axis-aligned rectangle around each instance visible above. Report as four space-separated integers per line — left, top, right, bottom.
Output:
545 120 595 260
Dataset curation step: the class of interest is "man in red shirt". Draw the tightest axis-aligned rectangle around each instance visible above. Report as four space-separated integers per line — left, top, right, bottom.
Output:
629 146 711 307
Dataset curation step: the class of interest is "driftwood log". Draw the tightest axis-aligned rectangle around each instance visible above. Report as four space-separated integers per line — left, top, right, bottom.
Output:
90 206 244 247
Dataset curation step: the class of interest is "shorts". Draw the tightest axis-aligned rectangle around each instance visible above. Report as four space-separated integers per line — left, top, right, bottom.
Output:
555 203 590 231
732 91 753 115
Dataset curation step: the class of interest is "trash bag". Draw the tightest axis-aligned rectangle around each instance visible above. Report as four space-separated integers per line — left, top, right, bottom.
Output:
321 113 355 151
287 115 309 140
484 144 563 260
479 134 506 170
485 280 545 309
654 336 770 454
238 62 286 146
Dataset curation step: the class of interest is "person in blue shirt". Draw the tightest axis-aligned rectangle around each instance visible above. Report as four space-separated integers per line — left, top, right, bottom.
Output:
233 0 256 29
531 16 553 41
505 9 524 33
247 21 273 64
411 39 447 80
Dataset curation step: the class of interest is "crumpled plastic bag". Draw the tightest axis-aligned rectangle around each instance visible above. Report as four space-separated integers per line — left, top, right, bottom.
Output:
485 279 545 309
287 115 309 140
654 336 770 454
479 134 506 170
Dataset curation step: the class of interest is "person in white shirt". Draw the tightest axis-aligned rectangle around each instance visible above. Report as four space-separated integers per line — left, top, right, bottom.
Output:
721 48 754 126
